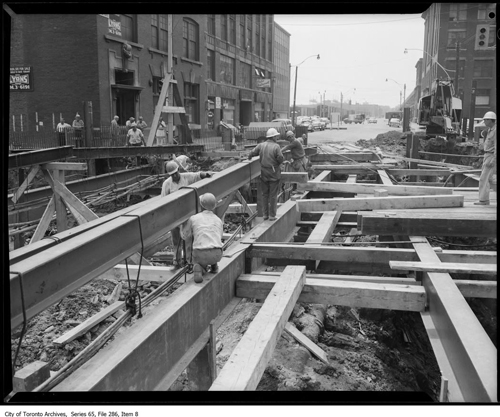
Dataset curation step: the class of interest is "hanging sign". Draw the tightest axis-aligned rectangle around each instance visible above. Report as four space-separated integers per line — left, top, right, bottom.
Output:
256 78 271 88
215 97 221 109
10 67 33 91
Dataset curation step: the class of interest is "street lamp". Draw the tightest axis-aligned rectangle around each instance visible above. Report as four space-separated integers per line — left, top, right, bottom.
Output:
386 78 406 111
292 54 320 126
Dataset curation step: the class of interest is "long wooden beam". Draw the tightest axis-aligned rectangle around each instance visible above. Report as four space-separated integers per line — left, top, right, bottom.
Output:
236 275 426 312
10 159 262 329
411 237 497 402
454 280 497 299
296 195 463 212
54 198 299 391
359 212 496 238
72 145 203 159
310 152 379 162
297 181 453 196
210 266 306 390
389 261 497 276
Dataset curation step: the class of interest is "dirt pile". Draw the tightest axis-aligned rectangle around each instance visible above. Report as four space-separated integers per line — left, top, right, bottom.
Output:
355 130 408 156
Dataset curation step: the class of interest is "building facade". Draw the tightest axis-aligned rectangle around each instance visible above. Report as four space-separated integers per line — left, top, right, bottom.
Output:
9 14 279 137
272 22 291 119
420 3 496 119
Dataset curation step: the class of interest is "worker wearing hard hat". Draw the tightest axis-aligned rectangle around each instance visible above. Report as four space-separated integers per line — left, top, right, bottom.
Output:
281 130 309 173
161 161 213 268
180 193 223 283
475 111 496 205
248 128 285 221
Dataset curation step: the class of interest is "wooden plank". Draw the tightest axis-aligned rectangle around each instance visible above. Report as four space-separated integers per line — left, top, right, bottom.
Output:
297 181 453 196
210 266 306 390
306 211 342 244
297 195 463 212
249 272 419 286
284 323 329 365
162 106 186 114
147 72 172 146
359 213 496 238
12 165 41 204
346 175 357 183
387 169 452 176
311 164 395 173
50 170 68 233
53 301 124 346
200 151 242 158
310 153 379 162
30 197 55 243
454 280 497 299
236 274 426 312
377 170 393 186
281 172 309 183
411 237 496 402
62 198 88 225
390 156 471 169
42 162 87 171
52 178 99 222
389 261 497 276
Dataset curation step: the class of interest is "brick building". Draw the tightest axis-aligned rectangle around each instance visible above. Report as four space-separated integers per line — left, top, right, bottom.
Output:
9 14 284 138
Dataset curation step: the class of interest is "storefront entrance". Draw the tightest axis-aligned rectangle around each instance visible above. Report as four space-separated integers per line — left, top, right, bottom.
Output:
115 89 136 124
240 101 252 126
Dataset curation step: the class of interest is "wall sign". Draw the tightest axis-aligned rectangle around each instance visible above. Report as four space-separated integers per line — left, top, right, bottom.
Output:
215 97 221 109
108 14 122 36
10 67 33 91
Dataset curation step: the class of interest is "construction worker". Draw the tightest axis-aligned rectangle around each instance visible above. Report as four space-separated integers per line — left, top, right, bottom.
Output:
475 111 496 205
281 130 309 173
180 193 223 283
173 154 192 173
161 161 213 268
126 123 146 147
248 128 284 221
126 117 135 129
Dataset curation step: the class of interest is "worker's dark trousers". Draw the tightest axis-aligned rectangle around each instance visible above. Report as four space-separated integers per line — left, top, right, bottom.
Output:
171 226 192 266
261 178 280 219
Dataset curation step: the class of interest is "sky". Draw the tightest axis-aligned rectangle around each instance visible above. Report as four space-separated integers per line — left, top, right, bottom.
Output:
274 14 426 109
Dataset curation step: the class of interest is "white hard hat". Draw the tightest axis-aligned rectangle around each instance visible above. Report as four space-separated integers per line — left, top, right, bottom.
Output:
199 193 217 211
166 161 179 175
483 111 496 121
266 128 280 138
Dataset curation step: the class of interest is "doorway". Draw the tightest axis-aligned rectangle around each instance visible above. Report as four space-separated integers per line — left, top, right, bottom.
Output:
239 101 252 126
115 89 136 123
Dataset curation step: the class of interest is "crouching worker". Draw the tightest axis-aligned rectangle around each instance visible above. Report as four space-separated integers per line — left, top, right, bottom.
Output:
181 193 223 283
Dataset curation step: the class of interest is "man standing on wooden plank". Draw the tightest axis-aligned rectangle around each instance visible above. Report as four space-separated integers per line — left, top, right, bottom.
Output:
181 193 223 283
248 128 285 221
475 111 496 206
281 130 309 173
161 161 213 269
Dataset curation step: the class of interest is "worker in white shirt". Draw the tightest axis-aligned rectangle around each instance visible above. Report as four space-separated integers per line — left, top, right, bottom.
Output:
173 154 192 172
127 123 146 146
56 118 71 146
181 193 223 283
161 161 213 268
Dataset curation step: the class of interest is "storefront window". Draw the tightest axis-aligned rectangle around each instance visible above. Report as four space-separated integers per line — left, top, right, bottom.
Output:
254 102 264 122
220 55 235 84
238 62 252 88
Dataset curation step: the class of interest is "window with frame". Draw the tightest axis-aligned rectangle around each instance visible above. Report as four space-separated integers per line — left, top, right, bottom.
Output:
473 60 493 77
488 25 496 47
449 3 467 21
238 61 251 88
207 49 215 81
229 15 236 45
445 58 466 78
207 14 215 35
151 14 168 51
240 15 246 49
183 18 199 61
478 3 496 20
221 15 228 42
184 83 199 124
447 30 466 47
475 89 490 105
246 15 252 51
267 17 272 61
121 14 137 42
220 55 235 84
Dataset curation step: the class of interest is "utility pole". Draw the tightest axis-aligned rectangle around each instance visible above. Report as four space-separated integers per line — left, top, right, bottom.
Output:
454 42 460 96
340 92 343 126
292 66 298 126
167 15 174 142
468 79 477 141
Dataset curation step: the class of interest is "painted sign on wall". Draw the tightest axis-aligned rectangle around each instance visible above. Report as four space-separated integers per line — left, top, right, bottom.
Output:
10 67 33 91
108 14 122 36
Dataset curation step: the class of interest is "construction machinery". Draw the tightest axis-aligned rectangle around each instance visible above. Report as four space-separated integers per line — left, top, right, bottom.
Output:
417 80 462 140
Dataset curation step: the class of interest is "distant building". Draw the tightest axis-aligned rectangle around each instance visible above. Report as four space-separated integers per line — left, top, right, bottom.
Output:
272 22 291 119
419 3 496 118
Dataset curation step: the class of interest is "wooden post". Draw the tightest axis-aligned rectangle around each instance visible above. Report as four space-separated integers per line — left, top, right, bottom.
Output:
468 80 476 141
13 168 26 249
83 101 96 176
208 320 217 381
52 170 68 233
409 133 419 182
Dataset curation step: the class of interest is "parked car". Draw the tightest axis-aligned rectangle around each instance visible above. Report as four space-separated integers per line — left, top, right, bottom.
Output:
310 119 322 131
388 118 401 128
367 117 377 124
343 118 352 124
300 120 314 132
272 118 294 132
319 117 329 129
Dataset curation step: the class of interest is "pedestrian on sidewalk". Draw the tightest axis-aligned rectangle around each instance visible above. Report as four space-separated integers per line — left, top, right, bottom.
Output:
161 161 213 268
111 115 120 146
248 128 284 221
475 111 496 205
72 113 84 147
126 123 146 147
137 116 148 131
181 193 223 283
56 118 71 146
